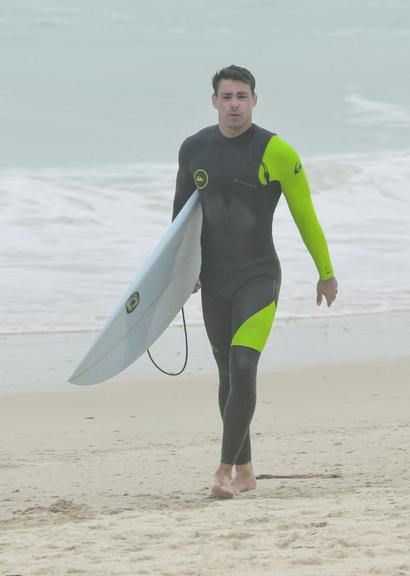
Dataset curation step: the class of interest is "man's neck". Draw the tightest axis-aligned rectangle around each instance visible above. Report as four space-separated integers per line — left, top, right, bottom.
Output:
218 121 252 139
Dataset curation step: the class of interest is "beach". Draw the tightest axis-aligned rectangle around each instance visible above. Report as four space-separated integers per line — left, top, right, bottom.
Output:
1 312 409 575
1 1 410 573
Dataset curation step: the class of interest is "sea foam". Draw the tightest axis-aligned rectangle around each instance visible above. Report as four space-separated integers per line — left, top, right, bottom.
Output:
1 151 409 334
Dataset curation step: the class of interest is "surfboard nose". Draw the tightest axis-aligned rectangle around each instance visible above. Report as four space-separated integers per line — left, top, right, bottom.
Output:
68 354 102 385
68 366 93 385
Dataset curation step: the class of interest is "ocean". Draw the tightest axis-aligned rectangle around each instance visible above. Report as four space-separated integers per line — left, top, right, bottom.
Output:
1 0 410 334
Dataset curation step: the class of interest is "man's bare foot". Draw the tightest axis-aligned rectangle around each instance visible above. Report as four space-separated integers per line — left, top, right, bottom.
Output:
210 464 234 499
231 463 257 494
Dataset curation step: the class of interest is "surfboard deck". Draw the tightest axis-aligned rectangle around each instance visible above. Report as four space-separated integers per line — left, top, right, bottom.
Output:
69 191 202 385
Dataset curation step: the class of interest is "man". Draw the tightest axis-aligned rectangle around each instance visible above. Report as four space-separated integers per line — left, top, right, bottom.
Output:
173 65 338 499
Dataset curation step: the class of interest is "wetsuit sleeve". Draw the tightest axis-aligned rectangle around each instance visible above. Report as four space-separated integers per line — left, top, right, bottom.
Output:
262 136 334 280
172 139 196 220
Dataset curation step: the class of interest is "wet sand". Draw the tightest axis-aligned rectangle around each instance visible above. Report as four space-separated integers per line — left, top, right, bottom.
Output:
1 313 409 575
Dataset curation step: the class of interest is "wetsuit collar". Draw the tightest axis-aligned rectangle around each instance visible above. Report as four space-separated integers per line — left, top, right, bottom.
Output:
214 123 255 148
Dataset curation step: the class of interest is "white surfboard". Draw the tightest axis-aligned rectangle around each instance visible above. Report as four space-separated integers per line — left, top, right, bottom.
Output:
69 191 202 385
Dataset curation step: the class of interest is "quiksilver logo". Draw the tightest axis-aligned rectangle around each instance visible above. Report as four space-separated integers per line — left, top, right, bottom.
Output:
194 168 209 190
294 161 303 174
125 291 140 314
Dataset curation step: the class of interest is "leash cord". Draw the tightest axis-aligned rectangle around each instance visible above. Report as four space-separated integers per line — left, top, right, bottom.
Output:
146 307 188 376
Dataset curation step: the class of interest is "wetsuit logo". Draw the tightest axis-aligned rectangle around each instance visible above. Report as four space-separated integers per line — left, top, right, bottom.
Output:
259 161 270 185
125 291 140 313
194 169 209 190
294 161 303 174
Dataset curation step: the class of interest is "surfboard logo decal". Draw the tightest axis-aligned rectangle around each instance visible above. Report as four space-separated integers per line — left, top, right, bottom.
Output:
194 169 208 190
125 291 140 313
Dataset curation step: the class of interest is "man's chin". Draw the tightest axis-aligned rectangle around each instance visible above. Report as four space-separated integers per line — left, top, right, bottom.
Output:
227 117 242 125
226 119 246 132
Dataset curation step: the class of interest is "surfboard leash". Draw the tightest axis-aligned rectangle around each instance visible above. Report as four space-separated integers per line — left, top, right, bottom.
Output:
146 307 188 376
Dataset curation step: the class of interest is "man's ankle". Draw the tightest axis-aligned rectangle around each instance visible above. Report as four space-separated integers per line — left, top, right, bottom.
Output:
235 462 253 473
216 463 233 477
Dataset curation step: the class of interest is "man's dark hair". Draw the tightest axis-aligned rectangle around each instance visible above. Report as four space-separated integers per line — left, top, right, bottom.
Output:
212 65 256 95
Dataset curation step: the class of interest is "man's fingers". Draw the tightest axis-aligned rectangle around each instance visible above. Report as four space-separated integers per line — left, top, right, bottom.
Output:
317 277 338 307
192 280 202 293
326 292 336 307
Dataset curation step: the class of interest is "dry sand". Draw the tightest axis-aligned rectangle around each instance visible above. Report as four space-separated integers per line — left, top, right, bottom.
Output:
1 315 410 575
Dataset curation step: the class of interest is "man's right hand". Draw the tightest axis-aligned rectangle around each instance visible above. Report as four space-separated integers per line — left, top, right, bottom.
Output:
193 279 202 293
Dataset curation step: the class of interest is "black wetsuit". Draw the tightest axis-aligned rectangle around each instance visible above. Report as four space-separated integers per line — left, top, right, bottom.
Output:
173 123 333 465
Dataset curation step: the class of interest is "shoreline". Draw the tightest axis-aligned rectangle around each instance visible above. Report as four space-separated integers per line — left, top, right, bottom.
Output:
1 308 409 574
1 309 409 393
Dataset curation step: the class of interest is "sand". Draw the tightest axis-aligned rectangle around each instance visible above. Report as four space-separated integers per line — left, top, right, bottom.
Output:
1 313 409 575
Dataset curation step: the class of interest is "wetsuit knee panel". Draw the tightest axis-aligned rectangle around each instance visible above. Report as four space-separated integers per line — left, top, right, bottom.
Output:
230 346 260 383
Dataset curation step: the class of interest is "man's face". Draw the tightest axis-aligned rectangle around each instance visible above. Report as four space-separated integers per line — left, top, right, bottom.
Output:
212 79 257 137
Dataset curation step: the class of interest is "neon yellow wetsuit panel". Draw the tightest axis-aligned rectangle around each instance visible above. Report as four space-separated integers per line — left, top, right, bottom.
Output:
259 135 334 281
231 300 276 352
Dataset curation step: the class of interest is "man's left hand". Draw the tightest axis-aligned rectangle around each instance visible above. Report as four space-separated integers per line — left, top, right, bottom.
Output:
317 276 338 307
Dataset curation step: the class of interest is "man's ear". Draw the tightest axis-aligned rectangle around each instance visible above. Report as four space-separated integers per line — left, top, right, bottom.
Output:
252 93 258 107
212 93 218 109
